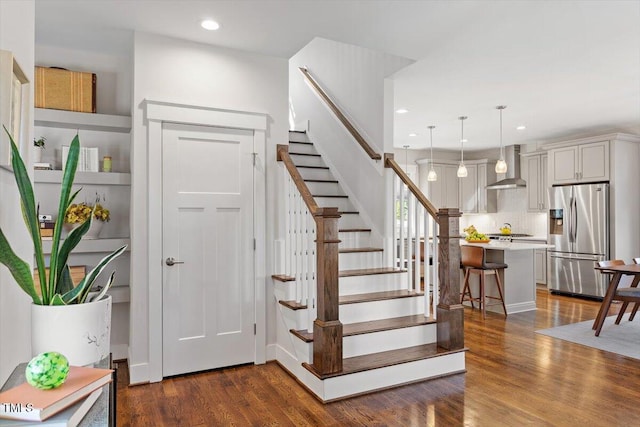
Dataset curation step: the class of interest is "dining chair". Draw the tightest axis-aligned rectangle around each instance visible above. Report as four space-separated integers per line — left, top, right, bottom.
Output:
595 260 640 334
629 258 640 321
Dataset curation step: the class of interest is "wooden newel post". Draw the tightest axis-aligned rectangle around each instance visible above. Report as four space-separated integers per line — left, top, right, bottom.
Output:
436 207 465 350
313 207 343 375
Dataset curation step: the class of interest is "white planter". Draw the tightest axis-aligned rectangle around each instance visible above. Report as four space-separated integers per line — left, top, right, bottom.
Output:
32 147 43 163
31 295 112 366
65 220 104 239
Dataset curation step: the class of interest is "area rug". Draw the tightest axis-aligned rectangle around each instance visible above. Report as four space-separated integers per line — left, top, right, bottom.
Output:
536 316 640 360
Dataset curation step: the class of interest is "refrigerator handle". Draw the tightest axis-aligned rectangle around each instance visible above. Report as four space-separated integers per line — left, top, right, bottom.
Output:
567 197 574 243
571 196 578 242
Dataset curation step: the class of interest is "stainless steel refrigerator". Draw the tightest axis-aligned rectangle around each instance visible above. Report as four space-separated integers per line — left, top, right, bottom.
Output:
547 183 609 298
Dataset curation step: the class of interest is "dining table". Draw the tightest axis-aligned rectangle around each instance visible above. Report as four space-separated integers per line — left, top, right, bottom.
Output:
593 264 640 336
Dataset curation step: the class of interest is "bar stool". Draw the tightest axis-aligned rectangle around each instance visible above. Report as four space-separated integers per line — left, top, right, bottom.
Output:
460 245 508 318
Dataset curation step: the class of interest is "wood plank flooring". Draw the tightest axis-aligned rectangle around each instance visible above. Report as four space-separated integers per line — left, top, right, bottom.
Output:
116 289 640 426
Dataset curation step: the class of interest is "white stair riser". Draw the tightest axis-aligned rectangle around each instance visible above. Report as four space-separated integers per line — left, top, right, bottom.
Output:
274 282 297 301
321 351 466 402
298 168 335 181
290 323 436 361
344 324 436 358
290 154 325 167
337 214 366 230
340 296 425 324
289 139 315 150
339 232 372 249
339 251 384 270
339 273 407 295
315 197 353 211
306 181 343 195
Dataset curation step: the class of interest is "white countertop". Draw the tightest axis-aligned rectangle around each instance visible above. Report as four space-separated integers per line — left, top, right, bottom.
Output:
461 241 555 251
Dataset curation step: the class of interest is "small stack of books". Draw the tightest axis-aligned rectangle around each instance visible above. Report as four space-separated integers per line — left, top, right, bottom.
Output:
62 147 99 172
0 365 112 426
33 163 53 171
39 215 54 239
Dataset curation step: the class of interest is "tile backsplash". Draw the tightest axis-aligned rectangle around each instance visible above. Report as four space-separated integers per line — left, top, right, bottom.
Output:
460 188 548 237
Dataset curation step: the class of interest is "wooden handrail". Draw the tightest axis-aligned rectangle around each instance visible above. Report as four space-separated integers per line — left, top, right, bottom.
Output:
277 144 319 214
299 67 382 161
384 153 438 219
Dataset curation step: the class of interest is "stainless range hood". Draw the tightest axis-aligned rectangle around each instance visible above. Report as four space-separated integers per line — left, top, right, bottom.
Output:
486 145 526 190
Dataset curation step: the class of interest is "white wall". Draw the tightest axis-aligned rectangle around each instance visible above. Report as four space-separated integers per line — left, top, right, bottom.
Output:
129 32 287 383
289 38 412 236
0 0 35 385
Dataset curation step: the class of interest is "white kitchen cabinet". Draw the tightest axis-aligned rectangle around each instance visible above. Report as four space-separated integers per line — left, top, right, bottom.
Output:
420 159 496 213
459 164 477 213
535 248 547 285
549 140 609 185
522 152 548 212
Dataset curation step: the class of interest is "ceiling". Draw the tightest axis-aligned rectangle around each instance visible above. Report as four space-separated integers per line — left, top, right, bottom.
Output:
35 0 640 151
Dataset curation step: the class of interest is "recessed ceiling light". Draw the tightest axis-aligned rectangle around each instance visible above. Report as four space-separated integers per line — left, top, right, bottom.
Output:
395 108 409 114
409 133 417 137
516 125 526 130
201 19 220 31
461 139 468 143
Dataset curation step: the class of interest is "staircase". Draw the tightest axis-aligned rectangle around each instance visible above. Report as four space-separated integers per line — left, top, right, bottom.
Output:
274 131 466 402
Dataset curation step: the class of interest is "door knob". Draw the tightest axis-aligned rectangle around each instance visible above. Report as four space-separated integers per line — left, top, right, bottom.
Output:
165 257 185 266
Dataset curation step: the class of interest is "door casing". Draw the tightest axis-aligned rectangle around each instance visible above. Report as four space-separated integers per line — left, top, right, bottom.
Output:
141 100 267 383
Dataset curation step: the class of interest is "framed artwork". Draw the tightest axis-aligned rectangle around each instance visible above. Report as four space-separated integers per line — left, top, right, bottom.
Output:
0 50 29 167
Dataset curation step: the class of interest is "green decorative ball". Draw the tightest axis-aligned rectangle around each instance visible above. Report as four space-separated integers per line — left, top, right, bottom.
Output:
25 352 70 390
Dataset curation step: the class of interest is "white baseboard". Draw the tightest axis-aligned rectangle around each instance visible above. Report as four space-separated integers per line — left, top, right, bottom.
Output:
127 353 150 385
266 343 277 361
111 344 128 361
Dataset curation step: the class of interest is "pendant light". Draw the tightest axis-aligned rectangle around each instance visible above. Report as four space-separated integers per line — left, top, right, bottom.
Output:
495 105 508 174
457 116 468 178
427 125 437 181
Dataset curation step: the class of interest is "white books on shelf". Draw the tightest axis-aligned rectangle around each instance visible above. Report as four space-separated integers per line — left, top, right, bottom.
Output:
62 147 99 172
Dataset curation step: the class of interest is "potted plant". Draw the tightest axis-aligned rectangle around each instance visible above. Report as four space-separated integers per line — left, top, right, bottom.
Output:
33 136 45 163
0 126 127 365
64 199 110 239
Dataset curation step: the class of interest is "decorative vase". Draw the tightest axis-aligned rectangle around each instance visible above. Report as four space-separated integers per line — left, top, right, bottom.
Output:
65 220 104 239
32 146 43 163
31 295 112 366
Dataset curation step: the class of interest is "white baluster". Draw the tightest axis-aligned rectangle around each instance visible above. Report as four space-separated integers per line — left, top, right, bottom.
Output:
406 193 414 291
432 220 439 317
392 175 399 268
414 203 422 295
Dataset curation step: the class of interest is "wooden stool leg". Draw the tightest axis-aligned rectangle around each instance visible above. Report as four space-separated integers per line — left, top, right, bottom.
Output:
494 269 508 318
629 303 640 321
460 268 472 307
480 271 486 319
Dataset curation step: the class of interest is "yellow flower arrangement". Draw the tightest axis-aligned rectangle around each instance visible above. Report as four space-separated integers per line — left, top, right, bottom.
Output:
64 203 110 224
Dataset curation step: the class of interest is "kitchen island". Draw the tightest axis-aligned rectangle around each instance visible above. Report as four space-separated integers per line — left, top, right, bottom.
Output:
461 241 554 314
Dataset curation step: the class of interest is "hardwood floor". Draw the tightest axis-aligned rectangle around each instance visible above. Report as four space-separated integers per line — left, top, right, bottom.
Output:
116 289 640 426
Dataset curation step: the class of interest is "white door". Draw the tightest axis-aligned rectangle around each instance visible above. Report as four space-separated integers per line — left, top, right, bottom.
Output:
162 123 255 377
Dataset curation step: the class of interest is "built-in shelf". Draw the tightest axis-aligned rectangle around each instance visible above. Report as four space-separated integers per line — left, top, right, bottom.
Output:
34 108 132 133
34 170 131 185
41 238 130 254
106 285 130 304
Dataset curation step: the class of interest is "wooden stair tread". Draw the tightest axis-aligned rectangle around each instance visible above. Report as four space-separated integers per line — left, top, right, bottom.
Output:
303 344 467 379
272 274 295 282
338 211 359 215
339 228 372 233
339 247 383 253
278 300 307 310
339 289 424 305
339 267 405 277
290 314 435 343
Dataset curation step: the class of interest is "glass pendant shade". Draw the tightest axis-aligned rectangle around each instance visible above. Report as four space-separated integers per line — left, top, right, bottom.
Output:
457 163 468 178
457 116 467 178
495 158 508 174
495 105 508 174
427 125 437 181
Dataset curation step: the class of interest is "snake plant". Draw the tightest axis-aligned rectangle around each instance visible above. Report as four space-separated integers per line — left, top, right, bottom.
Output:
0 126 126 305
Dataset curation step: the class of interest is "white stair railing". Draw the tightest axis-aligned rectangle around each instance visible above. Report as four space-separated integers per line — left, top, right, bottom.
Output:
392 173 439 318
283 171 317 331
